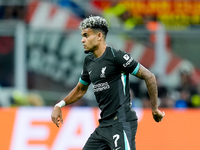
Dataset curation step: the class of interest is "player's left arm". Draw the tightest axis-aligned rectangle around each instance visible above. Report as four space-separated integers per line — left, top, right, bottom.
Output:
135 64 165 122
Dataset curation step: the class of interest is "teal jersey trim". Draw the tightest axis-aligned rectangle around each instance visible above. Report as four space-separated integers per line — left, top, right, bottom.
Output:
131 63 140 75
121 73 127 95
79 78 89 86
110 47 116 57
123 130 131 150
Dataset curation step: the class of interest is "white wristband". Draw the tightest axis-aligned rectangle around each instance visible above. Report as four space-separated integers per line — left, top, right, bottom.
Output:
55 100 66 108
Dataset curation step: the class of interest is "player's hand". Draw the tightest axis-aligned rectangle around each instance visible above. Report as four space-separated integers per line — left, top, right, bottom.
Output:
51 106 63 127
152 109 165 122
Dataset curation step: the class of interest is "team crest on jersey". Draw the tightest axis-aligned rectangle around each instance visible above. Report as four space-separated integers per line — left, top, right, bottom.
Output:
100 66 106 78
123 54 130 60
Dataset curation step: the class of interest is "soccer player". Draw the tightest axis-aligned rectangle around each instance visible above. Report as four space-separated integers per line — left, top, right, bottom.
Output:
51 16 165 150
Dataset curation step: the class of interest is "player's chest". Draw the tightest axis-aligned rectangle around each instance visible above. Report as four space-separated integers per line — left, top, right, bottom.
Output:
87 60 119 83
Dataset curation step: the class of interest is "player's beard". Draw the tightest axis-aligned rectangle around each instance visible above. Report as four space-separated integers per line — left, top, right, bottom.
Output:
84 50 91 54
84 46 97 54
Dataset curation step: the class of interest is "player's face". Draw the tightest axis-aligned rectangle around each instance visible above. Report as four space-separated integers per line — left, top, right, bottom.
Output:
81 28 99 54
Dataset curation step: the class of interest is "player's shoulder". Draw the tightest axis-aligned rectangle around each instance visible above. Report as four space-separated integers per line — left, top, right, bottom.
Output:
107 45 125 58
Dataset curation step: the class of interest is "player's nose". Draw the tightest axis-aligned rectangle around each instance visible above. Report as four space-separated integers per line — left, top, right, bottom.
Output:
81 37 85 43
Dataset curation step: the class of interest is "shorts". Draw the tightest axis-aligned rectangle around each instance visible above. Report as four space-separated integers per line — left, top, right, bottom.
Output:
83 120 138 150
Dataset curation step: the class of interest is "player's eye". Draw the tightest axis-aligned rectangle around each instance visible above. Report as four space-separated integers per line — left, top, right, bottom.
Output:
83 33 88 38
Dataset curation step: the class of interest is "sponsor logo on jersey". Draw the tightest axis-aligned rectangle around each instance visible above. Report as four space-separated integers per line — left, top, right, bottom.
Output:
100 66 106 78
93 82 110 92
123 54 130 60
123 57 133 67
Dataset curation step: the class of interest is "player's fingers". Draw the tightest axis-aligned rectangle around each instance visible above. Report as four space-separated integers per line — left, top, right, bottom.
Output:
51 116 56 123
154 114 164 122
60 113 63 124
54 118 61 127
51 115 60 127
162 111 165 117
56 121 60 128
54 118 58 125
159 112 165 122
153 115 159 122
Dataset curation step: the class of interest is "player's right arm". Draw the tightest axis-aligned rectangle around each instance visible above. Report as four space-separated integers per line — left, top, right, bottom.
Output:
62 82 89 105
51 82 89 127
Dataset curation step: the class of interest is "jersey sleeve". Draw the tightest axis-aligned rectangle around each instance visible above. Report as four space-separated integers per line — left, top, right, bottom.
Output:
115 50 140 75
79 57 91 86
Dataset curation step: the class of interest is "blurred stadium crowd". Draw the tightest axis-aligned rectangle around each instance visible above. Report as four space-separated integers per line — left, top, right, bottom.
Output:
0 0 200 109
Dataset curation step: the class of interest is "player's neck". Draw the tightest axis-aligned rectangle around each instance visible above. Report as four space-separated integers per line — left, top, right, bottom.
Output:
93 42 107 58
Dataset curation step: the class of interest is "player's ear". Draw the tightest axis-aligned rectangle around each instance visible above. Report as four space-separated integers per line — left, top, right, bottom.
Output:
97 32 103 41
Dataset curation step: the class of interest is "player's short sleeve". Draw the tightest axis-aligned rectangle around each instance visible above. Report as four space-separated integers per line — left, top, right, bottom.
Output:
115 50 140 75
79 57 91 86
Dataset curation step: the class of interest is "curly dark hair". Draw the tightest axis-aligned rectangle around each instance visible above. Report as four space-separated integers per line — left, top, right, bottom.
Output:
79 16 109 39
